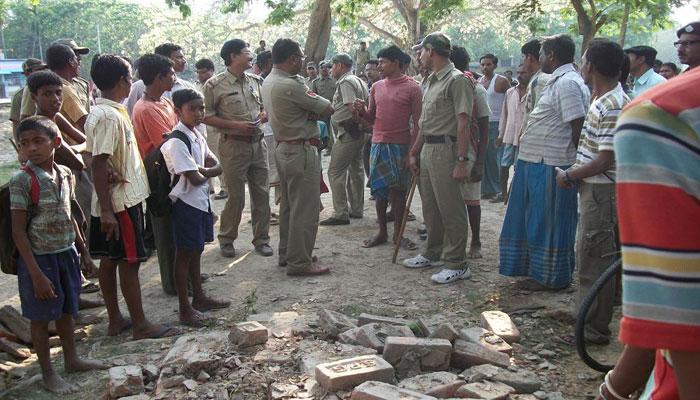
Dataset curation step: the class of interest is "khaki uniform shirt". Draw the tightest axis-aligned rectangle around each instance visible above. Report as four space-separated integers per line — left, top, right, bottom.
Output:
203 69 264 136
20 86 36 118
261 68 331 142
355 49 370 73
419 62 474 138
10 86 23 123
311 76 336 102
331 72 368 125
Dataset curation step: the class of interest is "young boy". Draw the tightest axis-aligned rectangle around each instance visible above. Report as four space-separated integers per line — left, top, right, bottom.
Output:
161 89 230 327
85 54 177 339
10 117 107 394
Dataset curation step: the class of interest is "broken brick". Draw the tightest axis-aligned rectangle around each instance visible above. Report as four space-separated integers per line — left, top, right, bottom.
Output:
108 365 144 399
319 309 358 337
455 380 515 399
480 311 520 343
356 323 415 352
397 371 464 397
428 323 460 343
229 321 269 348
451 339 510 369
462 364 541 394
459 328 513 355
351 381 437 400
382 337 452 374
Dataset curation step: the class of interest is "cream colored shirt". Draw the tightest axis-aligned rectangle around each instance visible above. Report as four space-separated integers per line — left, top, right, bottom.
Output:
86 98 149 216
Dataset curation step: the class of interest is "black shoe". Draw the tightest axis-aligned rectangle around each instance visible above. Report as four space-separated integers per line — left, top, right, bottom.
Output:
256 243 274 257
349 214 363 219
319 217 350 226
220 243 236 258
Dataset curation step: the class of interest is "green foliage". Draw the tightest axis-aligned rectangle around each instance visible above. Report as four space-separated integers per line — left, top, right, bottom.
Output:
167 0 296 25
420 0 465 25
4 0 150 62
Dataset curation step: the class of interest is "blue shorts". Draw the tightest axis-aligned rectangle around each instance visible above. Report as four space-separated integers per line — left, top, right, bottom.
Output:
17 247 81 321
172 200 214 251
500 144 518 167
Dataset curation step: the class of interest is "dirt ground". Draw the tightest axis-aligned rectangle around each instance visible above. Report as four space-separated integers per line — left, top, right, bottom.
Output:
0 114 622 398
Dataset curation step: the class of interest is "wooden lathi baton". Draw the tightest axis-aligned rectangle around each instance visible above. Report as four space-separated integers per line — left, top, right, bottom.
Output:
392 174 418 264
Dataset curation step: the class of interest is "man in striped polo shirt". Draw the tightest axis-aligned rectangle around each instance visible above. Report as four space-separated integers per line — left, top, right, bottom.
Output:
556 39 630 345
499 34 590 290
595 54 700 400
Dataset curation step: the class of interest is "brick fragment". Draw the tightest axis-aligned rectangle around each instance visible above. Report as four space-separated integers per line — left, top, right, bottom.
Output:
428 323 459 343
455 380 515 399
339 326 364 345
459 328 513 355
315 355 395 392
480 311 520 343
356 323 414 352
229 321 269 348
382 337 452 374
397 371 464 397
462 364 541 393
319 309 358 337
451 339 510 369
108 365 144 399
351 381 437 400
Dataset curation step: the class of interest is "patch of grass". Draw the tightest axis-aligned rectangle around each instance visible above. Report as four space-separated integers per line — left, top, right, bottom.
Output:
0 162 19 186
243 288 258 317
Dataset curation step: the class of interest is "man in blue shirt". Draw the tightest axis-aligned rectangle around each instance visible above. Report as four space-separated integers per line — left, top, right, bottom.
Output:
624 45 666 97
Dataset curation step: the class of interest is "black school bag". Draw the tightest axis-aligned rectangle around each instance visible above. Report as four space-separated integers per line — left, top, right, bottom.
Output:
0 166 40 275
144 130 192 217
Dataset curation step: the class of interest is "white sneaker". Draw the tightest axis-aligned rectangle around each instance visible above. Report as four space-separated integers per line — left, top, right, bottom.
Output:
402 254 444 269
431 267 472 284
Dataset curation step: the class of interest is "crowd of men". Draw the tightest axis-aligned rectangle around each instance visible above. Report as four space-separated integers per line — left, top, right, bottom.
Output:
5 18 700 397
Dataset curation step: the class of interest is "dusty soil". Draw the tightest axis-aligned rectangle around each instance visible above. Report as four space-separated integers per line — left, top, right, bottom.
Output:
0 122 621 398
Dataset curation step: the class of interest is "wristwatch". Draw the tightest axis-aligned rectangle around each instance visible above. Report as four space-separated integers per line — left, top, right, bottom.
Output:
457 155 468 162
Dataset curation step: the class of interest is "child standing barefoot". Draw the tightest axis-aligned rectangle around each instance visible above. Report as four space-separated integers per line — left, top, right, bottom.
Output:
10 117 107 394
162 89 230 327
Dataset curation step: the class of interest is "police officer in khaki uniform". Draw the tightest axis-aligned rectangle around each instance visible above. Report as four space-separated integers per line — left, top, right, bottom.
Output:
320 54 369 225
261 38 334 276
312 61 337 153
203 39 273 258
404 33 474 284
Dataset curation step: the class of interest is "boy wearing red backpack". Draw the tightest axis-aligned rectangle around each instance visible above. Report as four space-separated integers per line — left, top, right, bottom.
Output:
10 117 106 394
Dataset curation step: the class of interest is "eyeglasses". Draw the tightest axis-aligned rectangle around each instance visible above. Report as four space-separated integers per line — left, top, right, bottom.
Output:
674 40 700 48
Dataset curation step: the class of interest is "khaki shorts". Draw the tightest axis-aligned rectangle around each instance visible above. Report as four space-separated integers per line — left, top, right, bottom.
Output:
460 148 480 206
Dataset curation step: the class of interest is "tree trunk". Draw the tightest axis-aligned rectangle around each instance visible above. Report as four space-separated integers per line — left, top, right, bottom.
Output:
619 2 630 47
303 0 332 76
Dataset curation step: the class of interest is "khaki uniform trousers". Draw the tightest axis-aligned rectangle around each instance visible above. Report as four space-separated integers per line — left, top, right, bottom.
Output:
419 141 468 268
206 129 227 192
575 182 618 342
327 129 365 220
217 134 270 247
276 142 321 272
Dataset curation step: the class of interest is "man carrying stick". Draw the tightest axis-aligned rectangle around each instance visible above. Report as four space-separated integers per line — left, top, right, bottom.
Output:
355 45 422 250
404 32 474 284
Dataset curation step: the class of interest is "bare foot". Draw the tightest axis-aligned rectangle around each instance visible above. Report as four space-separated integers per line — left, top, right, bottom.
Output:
179 308 209 328
132 323 180 340
361 233 388 248
65 357 109 372
78 297 105 310
467 245 482 259
42 372 76 394
192 297 231 312
107 317 132 336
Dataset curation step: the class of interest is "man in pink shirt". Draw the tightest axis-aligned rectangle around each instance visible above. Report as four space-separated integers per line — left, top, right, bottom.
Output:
356 45 422 249
131 53 179 295
496 64 530 203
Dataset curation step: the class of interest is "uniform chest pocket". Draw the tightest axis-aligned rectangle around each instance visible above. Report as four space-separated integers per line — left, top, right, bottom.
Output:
222 95 249 114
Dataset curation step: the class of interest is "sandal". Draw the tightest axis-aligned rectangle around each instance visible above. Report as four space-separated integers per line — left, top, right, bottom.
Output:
362 235 388 248
399 237 418 250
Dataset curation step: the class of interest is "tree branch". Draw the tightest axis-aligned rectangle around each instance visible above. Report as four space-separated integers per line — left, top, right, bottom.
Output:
358 16 404 45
